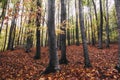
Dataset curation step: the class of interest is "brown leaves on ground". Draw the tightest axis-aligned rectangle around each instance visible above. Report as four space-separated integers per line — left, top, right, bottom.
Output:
0 44 120 80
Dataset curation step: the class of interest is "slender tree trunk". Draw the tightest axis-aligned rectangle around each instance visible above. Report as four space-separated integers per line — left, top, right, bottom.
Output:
7 17 16 50
45 31 48 47
79 0 92 68
43 0 60 74
71 15 75 45
73 28 75 45
22 28 26 45
17 4 24 45
88 19 91 44
7 2 18 50
3 22 8 51
20 27 24 45
114 0 120 73
59 0 69 64
2 0 9 51
105 0 110 48
92 0 99 43
11 23 16 49
17 27 22 45
34 0 41 59
86 19 88 44
41 29 43 47
98 0 103 49
75 0 80 46
57 2 61 49
0 0 8 34
88 0 95 46
41 7 46 47
25 8 33 53
67 1 71 46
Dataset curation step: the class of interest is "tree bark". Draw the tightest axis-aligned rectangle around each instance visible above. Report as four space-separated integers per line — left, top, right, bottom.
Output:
75 0 80 46
92 0 99 44
98 0 103 49
43 0 60 74
7 2 18 50
17 3 24 45
88 0 95 46
0 0 8 34
59 0 69 64
105 0 110 48
114 0 120 73
34 0 41 59
7 17 16 50
25 8 33 53
67 1 71 46
79 0 92 68
3 21 8 51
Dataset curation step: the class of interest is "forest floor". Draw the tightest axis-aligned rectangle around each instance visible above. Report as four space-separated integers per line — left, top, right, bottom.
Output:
0 44 120 80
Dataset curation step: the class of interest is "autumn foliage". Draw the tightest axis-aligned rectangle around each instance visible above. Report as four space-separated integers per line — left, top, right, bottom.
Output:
0 44 120 80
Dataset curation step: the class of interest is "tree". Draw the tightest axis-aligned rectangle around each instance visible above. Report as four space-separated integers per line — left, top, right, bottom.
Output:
88 0 95 46
25 8 34 53
59 0 69 64
67 1 71 46
2 0 10 51
79 0 92 68
34 0 41 59
114 0 120 72
105 0 110 48
75 0 80 46
43 0 60 74
41 7 46 47
98 0 103 49
7 2 20 50
0 0 8 34
92 0 99 44
56 1 61 49
17 0 24 46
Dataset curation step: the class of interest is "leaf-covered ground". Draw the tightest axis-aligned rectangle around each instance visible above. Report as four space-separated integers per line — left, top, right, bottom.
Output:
0 44 120 80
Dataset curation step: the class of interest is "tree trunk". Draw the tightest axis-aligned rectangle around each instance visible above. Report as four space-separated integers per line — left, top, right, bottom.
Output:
45 31 48 47
43 0 60 74
71 15 75 45
7 17 16 50
79 0 92 68
75 0 80 46
25 8 33 53
17 4 24 45
3 21 8 51
57 2 61 49
105 0 110 48
67 1 71 46
87 19 91 44
98 0 103 49
88 0 95 46
0 0 8 34
2 0 9 51
41 7 46 47
20 27 24 45
7 3 17 51
114 0 120 73
34 0 41 59
59 0 69 64
92 0 99 44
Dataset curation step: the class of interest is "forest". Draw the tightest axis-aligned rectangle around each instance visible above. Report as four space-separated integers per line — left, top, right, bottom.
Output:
0 0 120 79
